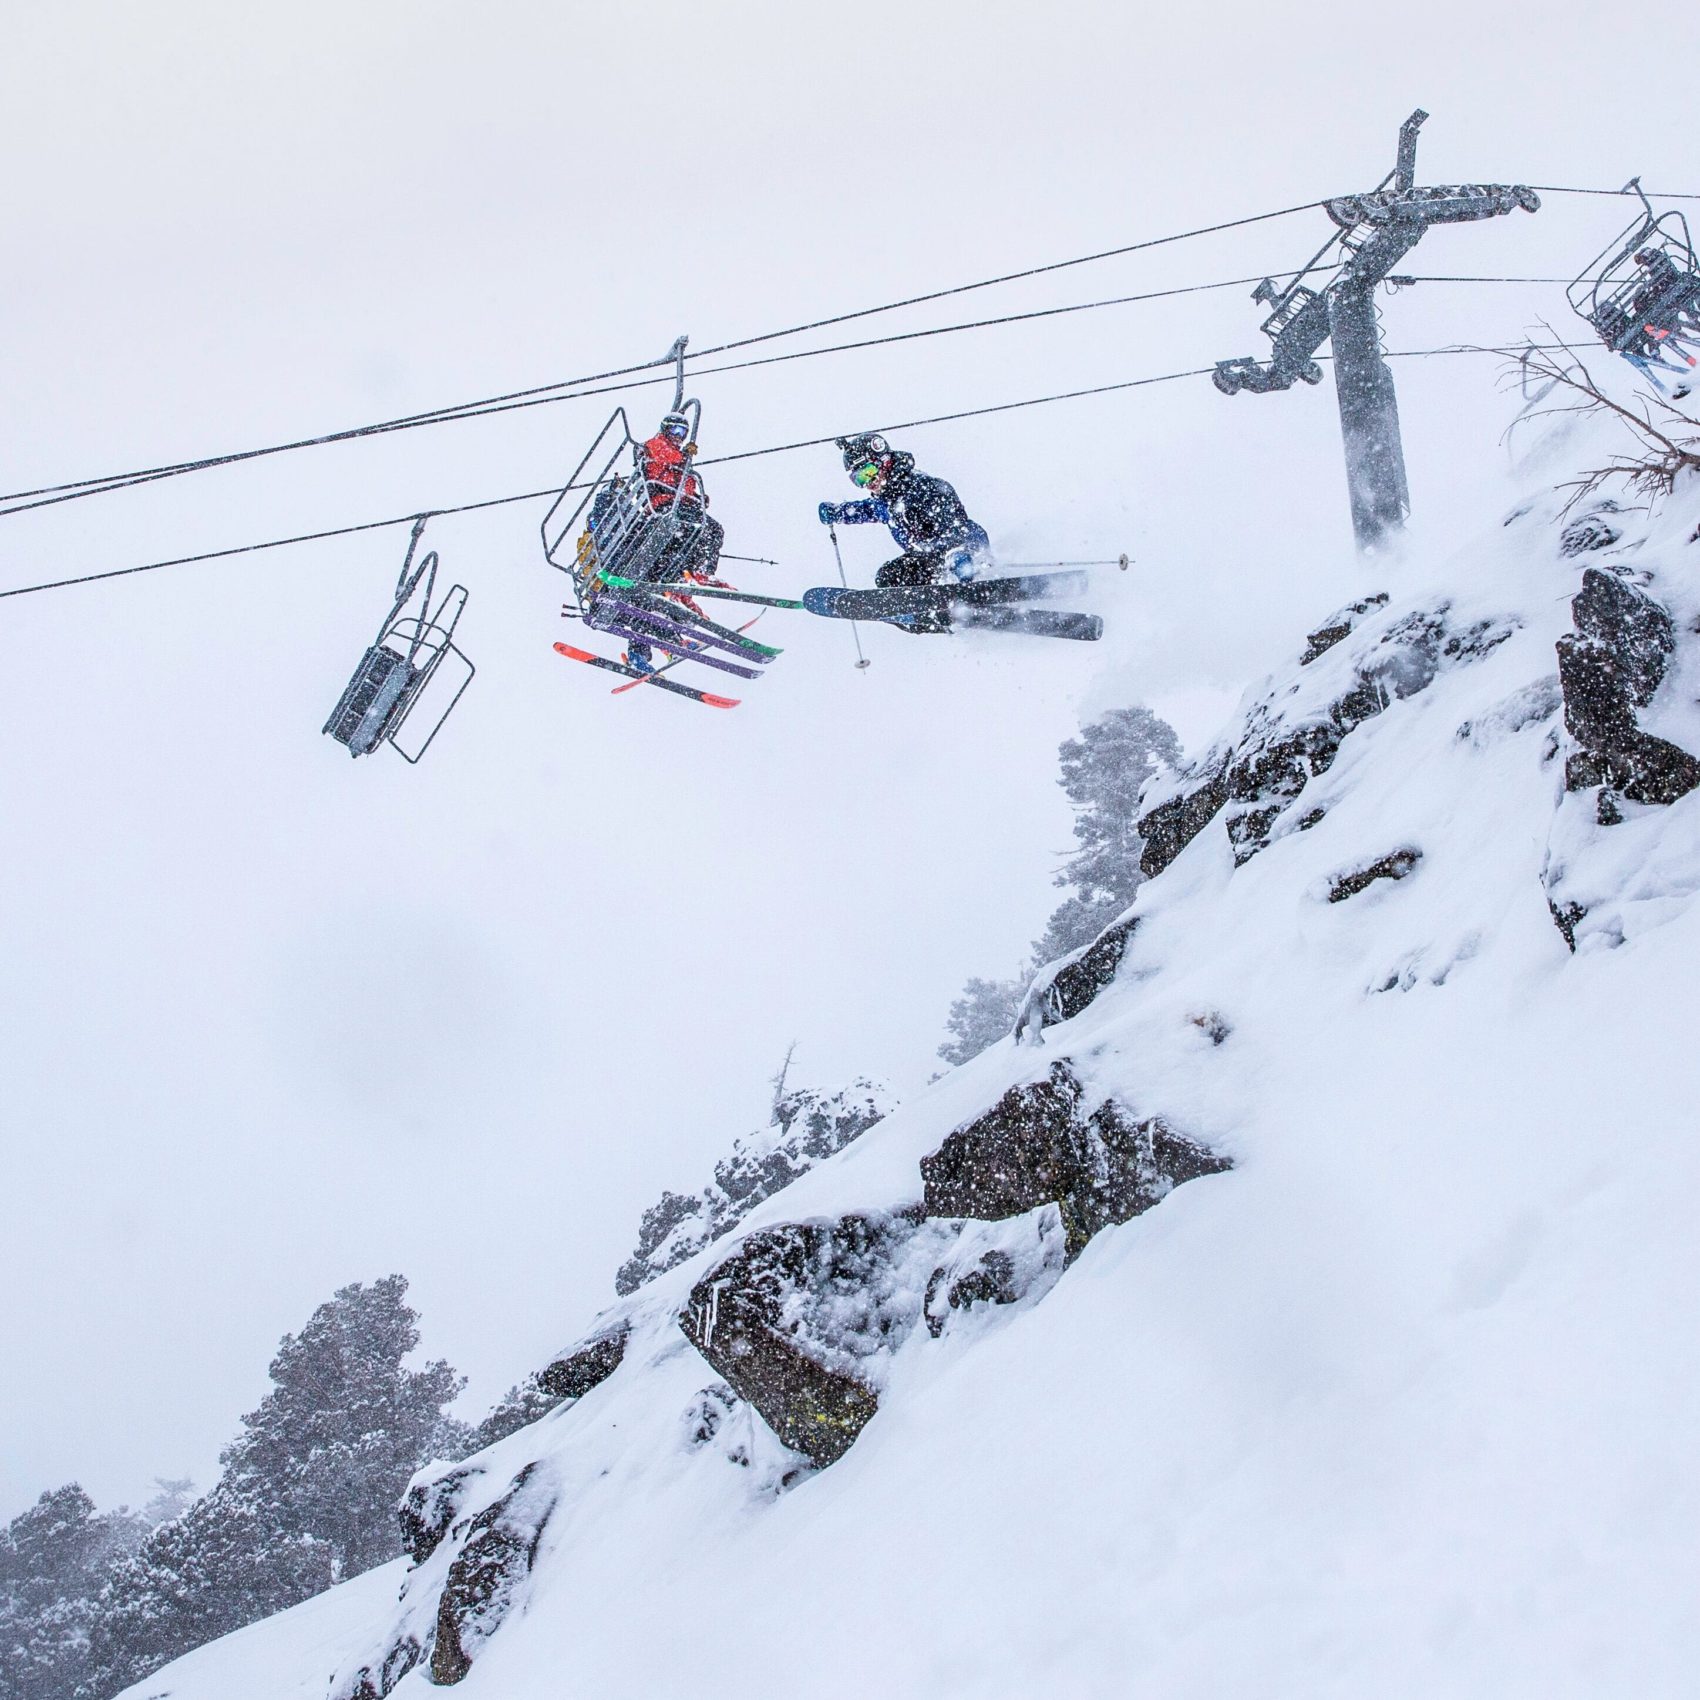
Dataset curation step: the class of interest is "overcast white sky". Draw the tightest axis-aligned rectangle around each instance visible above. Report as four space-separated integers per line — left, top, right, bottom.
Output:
1 0 1689 1519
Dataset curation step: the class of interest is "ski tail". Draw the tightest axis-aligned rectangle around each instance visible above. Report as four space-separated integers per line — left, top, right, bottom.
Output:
958 607 1104 642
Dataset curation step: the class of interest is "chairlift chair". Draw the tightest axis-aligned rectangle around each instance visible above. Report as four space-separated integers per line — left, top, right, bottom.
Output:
1568 179 1700 390
324 517 474 762
541 335 710 628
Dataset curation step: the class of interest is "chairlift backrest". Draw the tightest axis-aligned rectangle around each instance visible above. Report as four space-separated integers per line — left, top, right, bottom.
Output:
541 396 706 617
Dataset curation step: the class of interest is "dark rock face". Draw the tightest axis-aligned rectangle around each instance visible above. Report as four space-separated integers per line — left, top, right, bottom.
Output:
471 1320 631 1451
1300 592 1390 664
538 1325 629 1403
1223 606 1515 866
1559 503 1623 557
430 1463 557 1685
1136 761 1231 879
920 1062 1231 1260
680 1213 940 1467
1327 848 1422 903
923 1249 1021 1335
1014 913 1140 1039
399 1465 486 1567
331 1636 425 1700
1556 568 1700 808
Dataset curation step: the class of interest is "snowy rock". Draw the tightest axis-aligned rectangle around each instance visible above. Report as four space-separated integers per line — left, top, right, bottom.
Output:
1013 913 1140 1039
1555 566 1700 807
429 1461 557 1684
1557 501 1624 557
919 1061 1230 1259
921 1211 1068 1339
470 1317 631 1450
680 1210 952 1466
1299 591 1390 664
398 1464 485 1567
1135 758 1230 879
1326 847 1422 903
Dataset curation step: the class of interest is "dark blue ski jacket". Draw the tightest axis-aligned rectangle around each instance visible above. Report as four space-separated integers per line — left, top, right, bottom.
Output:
831 453 989 558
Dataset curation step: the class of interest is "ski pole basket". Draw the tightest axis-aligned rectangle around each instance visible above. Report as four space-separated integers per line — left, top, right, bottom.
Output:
324 517 475 762
1568 180 1700 389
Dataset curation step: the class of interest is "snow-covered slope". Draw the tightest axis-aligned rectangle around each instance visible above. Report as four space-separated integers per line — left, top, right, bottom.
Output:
125 424 1700 1700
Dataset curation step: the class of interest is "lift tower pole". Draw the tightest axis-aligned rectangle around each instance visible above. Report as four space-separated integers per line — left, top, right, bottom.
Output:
1214 111 1540 552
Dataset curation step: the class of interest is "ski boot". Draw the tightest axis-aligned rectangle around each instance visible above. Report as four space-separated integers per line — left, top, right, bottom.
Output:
622 641 656 675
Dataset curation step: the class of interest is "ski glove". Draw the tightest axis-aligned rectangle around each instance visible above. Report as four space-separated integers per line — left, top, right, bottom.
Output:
818 501 840 526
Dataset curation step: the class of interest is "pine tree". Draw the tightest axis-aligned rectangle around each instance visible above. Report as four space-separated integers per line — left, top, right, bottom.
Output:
217 1274 470 1580
0 1485 147 1700
939 705 1180 1066
80 1275 469 1699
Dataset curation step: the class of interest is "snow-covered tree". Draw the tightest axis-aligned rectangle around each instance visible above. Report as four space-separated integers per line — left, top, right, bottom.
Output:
940 705 1180 1066
0 1485 147 1700
216 1274 470 1580
79 1276 469 1698
1054 706 1181 911
614 1082 892 1296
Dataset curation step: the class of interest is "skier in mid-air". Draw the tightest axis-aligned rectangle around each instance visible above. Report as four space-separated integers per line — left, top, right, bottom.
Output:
618 409 726 672
817 432 991 589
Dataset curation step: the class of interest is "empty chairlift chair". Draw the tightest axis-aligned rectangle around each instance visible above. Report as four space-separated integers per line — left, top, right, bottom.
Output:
324 517 474 762
1569 179 1700 391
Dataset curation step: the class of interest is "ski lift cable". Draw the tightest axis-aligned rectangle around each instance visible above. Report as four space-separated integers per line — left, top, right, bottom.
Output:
1529 185 1700 201
0 185 1683 518
0 271 1306 523
0 342 1575 608
0 264 1589 528
0 201 1330 517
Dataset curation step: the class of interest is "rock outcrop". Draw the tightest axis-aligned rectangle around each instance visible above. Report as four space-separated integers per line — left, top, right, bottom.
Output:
429 1463 557 1684
920 1061 1231 1260
680 1211 947 1466
1555 566 1700 809
1016 597 1517 1040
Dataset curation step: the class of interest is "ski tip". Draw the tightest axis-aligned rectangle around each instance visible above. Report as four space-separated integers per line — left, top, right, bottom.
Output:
801 587 840 616
554 642 593 661
702 693 740 709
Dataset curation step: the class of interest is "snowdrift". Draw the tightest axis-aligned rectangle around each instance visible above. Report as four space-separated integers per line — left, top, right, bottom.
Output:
125 424 1700 1700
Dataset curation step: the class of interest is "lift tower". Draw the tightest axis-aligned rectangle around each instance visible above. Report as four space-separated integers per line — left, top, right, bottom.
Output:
1214 111 1539 552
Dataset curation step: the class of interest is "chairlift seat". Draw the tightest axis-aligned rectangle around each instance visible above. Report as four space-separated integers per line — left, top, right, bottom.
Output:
325 644 420 756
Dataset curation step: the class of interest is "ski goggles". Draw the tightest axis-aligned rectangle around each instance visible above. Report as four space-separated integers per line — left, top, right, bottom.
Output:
661 419 690 440
849 461 882 487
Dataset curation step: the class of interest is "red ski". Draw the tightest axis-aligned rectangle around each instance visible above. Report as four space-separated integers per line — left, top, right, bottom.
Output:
553 643 739 708
609 612 766 696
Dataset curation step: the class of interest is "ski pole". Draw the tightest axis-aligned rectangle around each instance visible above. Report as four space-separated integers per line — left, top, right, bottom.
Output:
828 525 871 672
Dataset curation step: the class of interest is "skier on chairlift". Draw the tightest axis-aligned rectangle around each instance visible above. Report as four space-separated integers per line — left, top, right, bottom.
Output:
622 409 727 673
817 433 991 590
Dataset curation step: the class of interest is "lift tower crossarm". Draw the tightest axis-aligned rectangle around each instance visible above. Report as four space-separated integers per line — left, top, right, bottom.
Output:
1210 111 1539 550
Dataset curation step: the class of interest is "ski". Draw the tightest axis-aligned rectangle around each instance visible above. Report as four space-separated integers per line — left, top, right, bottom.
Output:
590 614 767 679
595 593 782 661
959 606 1104 642
601 573 805 612
610 614 766 696
553 643 739 708
801 570 1090 621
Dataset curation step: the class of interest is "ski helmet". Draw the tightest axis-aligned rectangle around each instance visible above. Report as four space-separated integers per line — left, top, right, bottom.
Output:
837 432 889 474
660 410 691 440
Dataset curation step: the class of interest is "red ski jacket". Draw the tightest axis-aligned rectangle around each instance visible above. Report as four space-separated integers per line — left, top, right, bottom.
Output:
640 433 702 508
